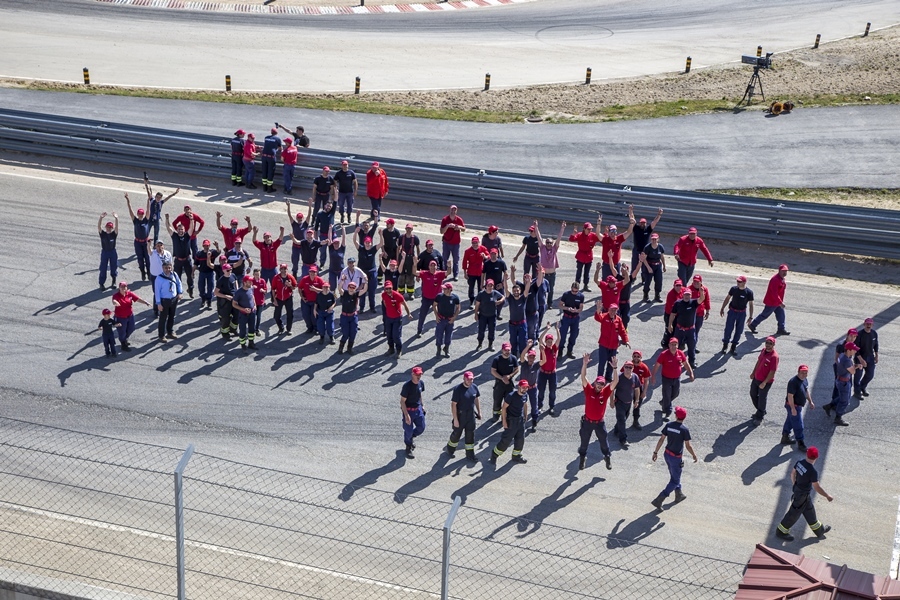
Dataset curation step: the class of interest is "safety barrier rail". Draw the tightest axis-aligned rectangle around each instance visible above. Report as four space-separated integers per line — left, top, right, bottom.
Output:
1 108 897 259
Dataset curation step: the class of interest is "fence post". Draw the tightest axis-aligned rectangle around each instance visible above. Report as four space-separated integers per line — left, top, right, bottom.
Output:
174 444 195 600
441 496 463 600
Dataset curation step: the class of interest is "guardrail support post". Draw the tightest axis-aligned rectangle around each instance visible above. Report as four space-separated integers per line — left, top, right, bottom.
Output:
684 57 691 73
225 75 231 92
441 496 462 600
175 444 195 600
83 68 90 86
354 77 361 95
483 73 491 91
585 67 592 85
813 34 821 49
863 22 871 36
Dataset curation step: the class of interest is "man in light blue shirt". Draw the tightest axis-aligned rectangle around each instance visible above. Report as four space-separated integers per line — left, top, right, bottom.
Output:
154 261 183 342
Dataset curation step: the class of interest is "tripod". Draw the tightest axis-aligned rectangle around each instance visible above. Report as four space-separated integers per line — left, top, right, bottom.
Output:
738 66 766 106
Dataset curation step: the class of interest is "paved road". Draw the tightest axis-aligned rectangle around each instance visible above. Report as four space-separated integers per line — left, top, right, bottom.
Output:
2 87 899 189
2 0 898 90
0 160 897 583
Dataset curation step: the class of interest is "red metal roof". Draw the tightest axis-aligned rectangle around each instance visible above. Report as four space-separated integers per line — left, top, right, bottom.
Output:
736 545 900 600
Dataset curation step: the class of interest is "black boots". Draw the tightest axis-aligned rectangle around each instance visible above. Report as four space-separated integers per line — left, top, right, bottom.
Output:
578 455 586 470
405 444 415 459
651 495 664 510
338 341 345 354
780 433 794 445
346 341 354 355
674 490 687 502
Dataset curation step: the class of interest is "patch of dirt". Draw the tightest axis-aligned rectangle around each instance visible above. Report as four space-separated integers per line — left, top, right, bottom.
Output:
353 26 900 117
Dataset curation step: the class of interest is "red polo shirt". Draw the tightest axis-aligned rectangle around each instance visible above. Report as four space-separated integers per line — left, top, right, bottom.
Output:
584 384 612 421
220 225 250 251
253 239 282 270
382 290 405 318
594 311 628 349
418 270 447 300
282 145 298 166
601 280 625 308
601 233 626 264
112 291 139 319
298 275 324 302
366 168 389 199
252 278 268 306
690 284 712 316
762 273 786 307
630 362 652 387
440 215 465 245
753 349 779 382
656 349 687 379
540 344 559 373
569 230 600 263
172 213 205 239
664 287 685 313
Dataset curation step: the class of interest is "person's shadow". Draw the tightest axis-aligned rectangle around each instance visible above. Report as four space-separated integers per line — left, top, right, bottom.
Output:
741 443 796 486
485 460 602 538
338 450 407 502
704 419 757 462
606 512 665 549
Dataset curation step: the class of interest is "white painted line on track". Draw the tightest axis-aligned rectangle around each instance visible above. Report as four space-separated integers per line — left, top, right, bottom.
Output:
891 495 900 579
0 500 438 597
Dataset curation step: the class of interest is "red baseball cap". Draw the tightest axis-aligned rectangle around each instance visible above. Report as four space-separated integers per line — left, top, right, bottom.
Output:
583 222 593 229
388 259 398 266
364 237 372 243
322 166 330 172
639 218 647 223
488 225 498 233
242 275 253 282
528 226 535 232
517 379 530 388
412 366 423 375
798 364 809 371
105 221 114 228
308 265 318 272
284 137 293 145
279 263 288 269
864 317 874 324
806 446 819 460
623 361 634 367
692 275 702 282
489 248 498 255
450 204 458 210
765 336 776 344
443 283 453 290
778 264 789 271
674 406 687 420
221 263 232 271
371 161 380 167
202 239 211 246
341 160 348 165
233 237 242 244
385 218 395 225
688 227 698 233
736 275 747 282
847 328 858 335
270 127 278 134
632 350 642 358
501 342 511 350
673 279 683 286
384 281 393 288
472 236 480 243
463 371 474 379
234 129 245 136
118 281 128 287
527 349 537 356
844 342 859 351
485 279 494 285
102 308 111 315
263 231 272 237
650 233 659 239
668 337 678 344
425 239 434 245
594 376 605 384
137 208 145 214
230 218 239 224
348 281 358 288
405 223 414 230
429 260 437 266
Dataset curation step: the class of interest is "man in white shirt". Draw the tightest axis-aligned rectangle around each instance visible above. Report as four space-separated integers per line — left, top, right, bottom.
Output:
149 240 173 317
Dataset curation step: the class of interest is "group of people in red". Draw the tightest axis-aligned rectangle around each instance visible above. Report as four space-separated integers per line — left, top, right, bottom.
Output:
96 180 880 536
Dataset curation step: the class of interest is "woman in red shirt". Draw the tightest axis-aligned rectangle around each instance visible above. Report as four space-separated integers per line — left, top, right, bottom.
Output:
111 281 150 351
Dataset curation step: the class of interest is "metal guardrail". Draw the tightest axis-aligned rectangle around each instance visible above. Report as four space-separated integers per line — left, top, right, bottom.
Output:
1 108 898 259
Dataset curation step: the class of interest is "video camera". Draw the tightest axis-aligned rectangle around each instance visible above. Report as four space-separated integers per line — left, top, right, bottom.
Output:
742 53 773 69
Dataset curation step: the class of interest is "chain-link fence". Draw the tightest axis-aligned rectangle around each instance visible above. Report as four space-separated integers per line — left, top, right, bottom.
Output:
0 418 745 600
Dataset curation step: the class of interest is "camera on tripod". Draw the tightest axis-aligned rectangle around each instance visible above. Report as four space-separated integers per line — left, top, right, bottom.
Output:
741 53 773 69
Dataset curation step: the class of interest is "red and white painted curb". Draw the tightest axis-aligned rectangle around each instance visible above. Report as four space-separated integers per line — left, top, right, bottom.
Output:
96 0 535 15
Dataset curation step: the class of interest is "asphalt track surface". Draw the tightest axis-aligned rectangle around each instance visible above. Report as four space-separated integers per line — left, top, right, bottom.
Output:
2 0 899 90
2 87 899 190
0 157 898 582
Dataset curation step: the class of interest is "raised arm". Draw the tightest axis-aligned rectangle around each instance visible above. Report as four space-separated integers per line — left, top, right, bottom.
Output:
163 187 180 203
555 221 566 248
113 212 119 235
651 208 663 229
580 353 591 388
285 201 296 224
124 193 136 220
165 214 174 236
97 213 105 233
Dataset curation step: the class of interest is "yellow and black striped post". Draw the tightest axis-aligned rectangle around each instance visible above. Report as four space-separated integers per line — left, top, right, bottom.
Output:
585 67 592 85
814 34 821 49
354 77 360 95
83 68 90 85
684 57 691 73
225 75 232 92
756 45 762 57
863 22 871 36
484 73 491 91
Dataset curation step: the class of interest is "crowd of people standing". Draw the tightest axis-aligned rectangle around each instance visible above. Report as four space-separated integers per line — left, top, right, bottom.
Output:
93 134 881 539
